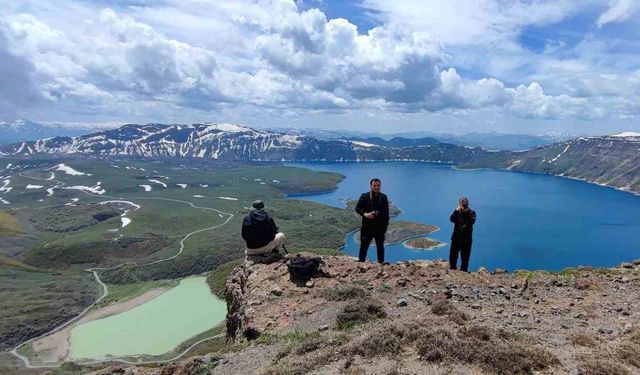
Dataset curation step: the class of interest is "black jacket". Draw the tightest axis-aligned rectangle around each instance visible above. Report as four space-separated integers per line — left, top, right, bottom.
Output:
242 210 277 249
355 191 390 234
450 209 476 242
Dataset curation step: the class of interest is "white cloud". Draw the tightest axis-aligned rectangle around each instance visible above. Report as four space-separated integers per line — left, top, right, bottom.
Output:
0 0 637 127
434 68 602 120
597 0 640 28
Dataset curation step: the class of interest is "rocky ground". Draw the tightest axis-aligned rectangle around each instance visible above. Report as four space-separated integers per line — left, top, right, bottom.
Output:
92 255 640 375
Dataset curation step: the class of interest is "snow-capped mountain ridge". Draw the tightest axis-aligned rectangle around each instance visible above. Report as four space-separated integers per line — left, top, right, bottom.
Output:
611 132 640 138
0 123 306 159
0 122 497 164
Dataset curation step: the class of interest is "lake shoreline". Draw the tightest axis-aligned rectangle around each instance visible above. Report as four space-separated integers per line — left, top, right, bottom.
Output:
30 286 172 364
288 161 640 271
285 160 640 198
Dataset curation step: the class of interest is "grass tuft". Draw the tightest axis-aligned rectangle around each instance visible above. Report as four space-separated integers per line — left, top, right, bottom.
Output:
336 298 386 330
430 299 468 325
416 328 559 375
569 332 598 347
578 356 631 375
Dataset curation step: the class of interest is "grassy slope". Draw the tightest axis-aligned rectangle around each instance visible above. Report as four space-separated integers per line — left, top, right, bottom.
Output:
0 156 360 358
0 210 21 236
0 264 99 351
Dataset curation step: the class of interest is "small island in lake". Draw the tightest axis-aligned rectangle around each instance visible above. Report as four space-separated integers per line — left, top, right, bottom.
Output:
404 237 446 250
355 221 439 245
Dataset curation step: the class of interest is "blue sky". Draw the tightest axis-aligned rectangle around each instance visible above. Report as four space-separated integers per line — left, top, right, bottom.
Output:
0 0 639 135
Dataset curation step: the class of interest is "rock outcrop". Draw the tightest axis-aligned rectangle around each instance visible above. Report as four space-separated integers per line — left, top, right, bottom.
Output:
88 254 640 374
224 265 250 341
216 254 640 374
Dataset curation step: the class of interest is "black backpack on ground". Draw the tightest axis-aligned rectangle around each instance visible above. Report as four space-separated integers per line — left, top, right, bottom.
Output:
287 255 323 281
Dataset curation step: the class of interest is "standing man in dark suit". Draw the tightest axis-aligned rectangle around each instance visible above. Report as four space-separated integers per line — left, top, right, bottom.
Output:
449 196 477 272
355 178 390 263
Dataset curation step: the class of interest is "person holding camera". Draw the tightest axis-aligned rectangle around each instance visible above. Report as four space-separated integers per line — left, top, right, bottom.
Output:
449 196 476 272
355 178 390 263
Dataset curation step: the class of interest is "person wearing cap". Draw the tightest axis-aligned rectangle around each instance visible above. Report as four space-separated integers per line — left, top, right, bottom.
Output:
449 196 477 272
242 200 287 257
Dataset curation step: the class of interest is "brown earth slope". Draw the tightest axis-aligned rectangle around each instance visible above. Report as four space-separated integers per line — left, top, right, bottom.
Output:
92 255 640 375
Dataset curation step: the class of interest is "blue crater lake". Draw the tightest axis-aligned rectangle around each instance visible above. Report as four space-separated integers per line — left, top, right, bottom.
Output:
288 162 640 272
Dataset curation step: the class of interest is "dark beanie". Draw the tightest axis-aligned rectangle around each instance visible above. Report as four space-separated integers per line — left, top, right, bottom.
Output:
252 200 265 210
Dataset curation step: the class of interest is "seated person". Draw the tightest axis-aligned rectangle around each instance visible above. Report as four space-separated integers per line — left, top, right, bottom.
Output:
242 200 286 257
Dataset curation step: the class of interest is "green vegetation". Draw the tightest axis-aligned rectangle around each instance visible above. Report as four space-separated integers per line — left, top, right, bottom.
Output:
0 254 42 273
270 168 344 195
0 210 21 236
28 204 121 232
404 237 445 249
0 155 360 363
0 266 99 350
207 259 243 298
25 234 174 269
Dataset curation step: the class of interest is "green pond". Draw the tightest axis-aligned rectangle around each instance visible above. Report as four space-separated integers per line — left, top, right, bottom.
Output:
69 276 226 360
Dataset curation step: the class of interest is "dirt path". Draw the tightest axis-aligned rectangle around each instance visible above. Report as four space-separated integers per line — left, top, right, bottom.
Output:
10 169 235 369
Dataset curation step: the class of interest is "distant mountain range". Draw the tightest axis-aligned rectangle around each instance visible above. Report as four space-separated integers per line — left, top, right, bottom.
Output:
1 119 578 151
423 132 577 151
0 119 115 145
270 127 578 151
1 123 639 195
466 132 640 194
0 123 499 164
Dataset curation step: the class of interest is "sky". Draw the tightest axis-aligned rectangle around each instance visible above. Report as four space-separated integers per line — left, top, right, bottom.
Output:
0 0 639 135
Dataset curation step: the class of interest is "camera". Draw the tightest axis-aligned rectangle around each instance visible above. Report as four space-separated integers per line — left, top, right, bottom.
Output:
371 210 380 217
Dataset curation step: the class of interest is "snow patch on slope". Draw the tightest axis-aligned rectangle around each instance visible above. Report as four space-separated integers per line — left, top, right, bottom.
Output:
148 179 167 188
63 182 105 195
51 163 90 176
612 132 640 138
549 144 571 163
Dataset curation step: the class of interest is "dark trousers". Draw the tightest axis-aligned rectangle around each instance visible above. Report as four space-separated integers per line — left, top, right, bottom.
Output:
359 231 385 263
449 239 472 271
